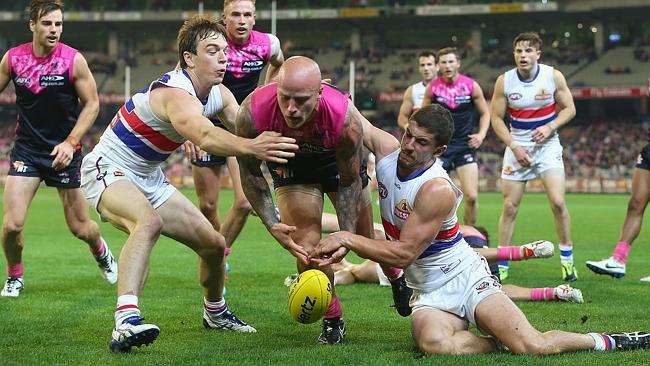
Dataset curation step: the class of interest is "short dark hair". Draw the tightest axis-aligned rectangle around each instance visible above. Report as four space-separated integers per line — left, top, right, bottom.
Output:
409 104 454 147
513 32 542 51
29 0 63 23
437 47 459 61
418 50 436 60
177 15 227 68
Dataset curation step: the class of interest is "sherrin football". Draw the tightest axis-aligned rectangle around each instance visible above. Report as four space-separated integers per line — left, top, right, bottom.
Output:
287 269 332 324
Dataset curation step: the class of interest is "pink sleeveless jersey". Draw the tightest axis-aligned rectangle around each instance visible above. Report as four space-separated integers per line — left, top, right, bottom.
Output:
251 83 349 149
8 42 79 151
224 30 271 103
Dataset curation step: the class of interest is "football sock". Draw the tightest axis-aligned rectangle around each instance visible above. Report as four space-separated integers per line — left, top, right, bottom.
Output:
7 263 23 278
589 333 615 351
382 267 403 282
496 246 521 261
559 243 574 264
90 237 107 258
115 295 140 327
323 296 342 319
530 287 555 301
204 297 226 316
612 241 631 264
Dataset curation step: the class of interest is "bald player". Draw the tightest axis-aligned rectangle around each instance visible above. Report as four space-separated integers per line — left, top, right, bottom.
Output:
236 56 369 344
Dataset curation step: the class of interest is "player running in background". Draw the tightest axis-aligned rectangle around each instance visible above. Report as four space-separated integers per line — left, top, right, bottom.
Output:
397 51 437 131
0 0 116 298
490 32 577 282
186 0 285 270
80 16 297 352
586 129 650 281
422 47 490 225
311 104 650 355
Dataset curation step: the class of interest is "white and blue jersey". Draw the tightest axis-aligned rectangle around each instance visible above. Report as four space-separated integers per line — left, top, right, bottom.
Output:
503 63 558 146
376 150 476 291
95 69 224 172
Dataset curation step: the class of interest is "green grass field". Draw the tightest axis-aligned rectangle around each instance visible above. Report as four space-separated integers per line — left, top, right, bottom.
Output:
1 188 650 365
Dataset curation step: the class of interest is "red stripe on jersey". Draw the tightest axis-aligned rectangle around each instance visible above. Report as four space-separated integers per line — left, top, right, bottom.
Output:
381 218 401 240
507 103 556 119
435 222 459 240
119 105 181 151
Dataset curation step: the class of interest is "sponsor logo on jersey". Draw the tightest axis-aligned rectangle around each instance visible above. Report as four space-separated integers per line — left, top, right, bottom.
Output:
454 95 471 104
508 93 523 100
378 182 387 199
40 74 65 86
534 88 553 100
393 199 412 220
242 60 264 72
15 76 31 86
114 171 125 177
299 142 330 153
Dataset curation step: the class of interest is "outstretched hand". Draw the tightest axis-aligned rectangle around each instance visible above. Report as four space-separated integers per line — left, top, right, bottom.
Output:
309 231 351 267
250 131 299 164
270 223 309 265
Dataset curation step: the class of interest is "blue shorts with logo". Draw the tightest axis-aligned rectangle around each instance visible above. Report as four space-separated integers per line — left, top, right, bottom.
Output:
8 143 82 188
439 143 476 172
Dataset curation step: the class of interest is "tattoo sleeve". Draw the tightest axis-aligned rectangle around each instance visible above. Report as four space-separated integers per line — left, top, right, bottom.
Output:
335 105 363 233
235 97 280 230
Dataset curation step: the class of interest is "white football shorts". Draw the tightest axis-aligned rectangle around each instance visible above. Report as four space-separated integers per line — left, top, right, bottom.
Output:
81 150 176 215
501 138 564 181
410 255 502 325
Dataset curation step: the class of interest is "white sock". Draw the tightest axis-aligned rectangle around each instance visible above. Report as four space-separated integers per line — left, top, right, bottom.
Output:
559 243 574 264
589 333 614 351
115 294 140 327
204 297 226 316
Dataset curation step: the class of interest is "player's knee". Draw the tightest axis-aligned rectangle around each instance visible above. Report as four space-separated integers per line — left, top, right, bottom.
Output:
135 212 164 240
2 218 25 237
198 199 217 216
417 332 459 355
502 200 519 218
199 232 226 259
464 193 477 206
549 199 567 216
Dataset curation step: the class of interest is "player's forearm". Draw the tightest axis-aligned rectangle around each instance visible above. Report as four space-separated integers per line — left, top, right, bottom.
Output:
477 113 491 138
239 165 279 230
199 126 250 157
551 106 576 129
335 179 361 233
343 234 415 268
491 116 514 146
67 100 100 144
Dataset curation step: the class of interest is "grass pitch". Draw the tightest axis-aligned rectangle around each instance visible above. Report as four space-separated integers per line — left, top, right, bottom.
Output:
1 188 649 365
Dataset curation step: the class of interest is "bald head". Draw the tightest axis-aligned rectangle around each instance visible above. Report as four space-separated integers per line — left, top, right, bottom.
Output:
278 56 322 92
276 56 323 129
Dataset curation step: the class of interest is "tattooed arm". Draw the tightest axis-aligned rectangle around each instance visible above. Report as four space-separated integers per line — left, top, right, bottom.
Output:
236 95 308 263
334 103 364 234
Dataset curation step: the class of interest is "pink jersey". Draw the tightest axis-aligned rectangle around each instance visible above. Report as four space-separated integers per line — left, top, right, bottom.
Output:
251 83 349 149
224 30 272 103
8 42 79 151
